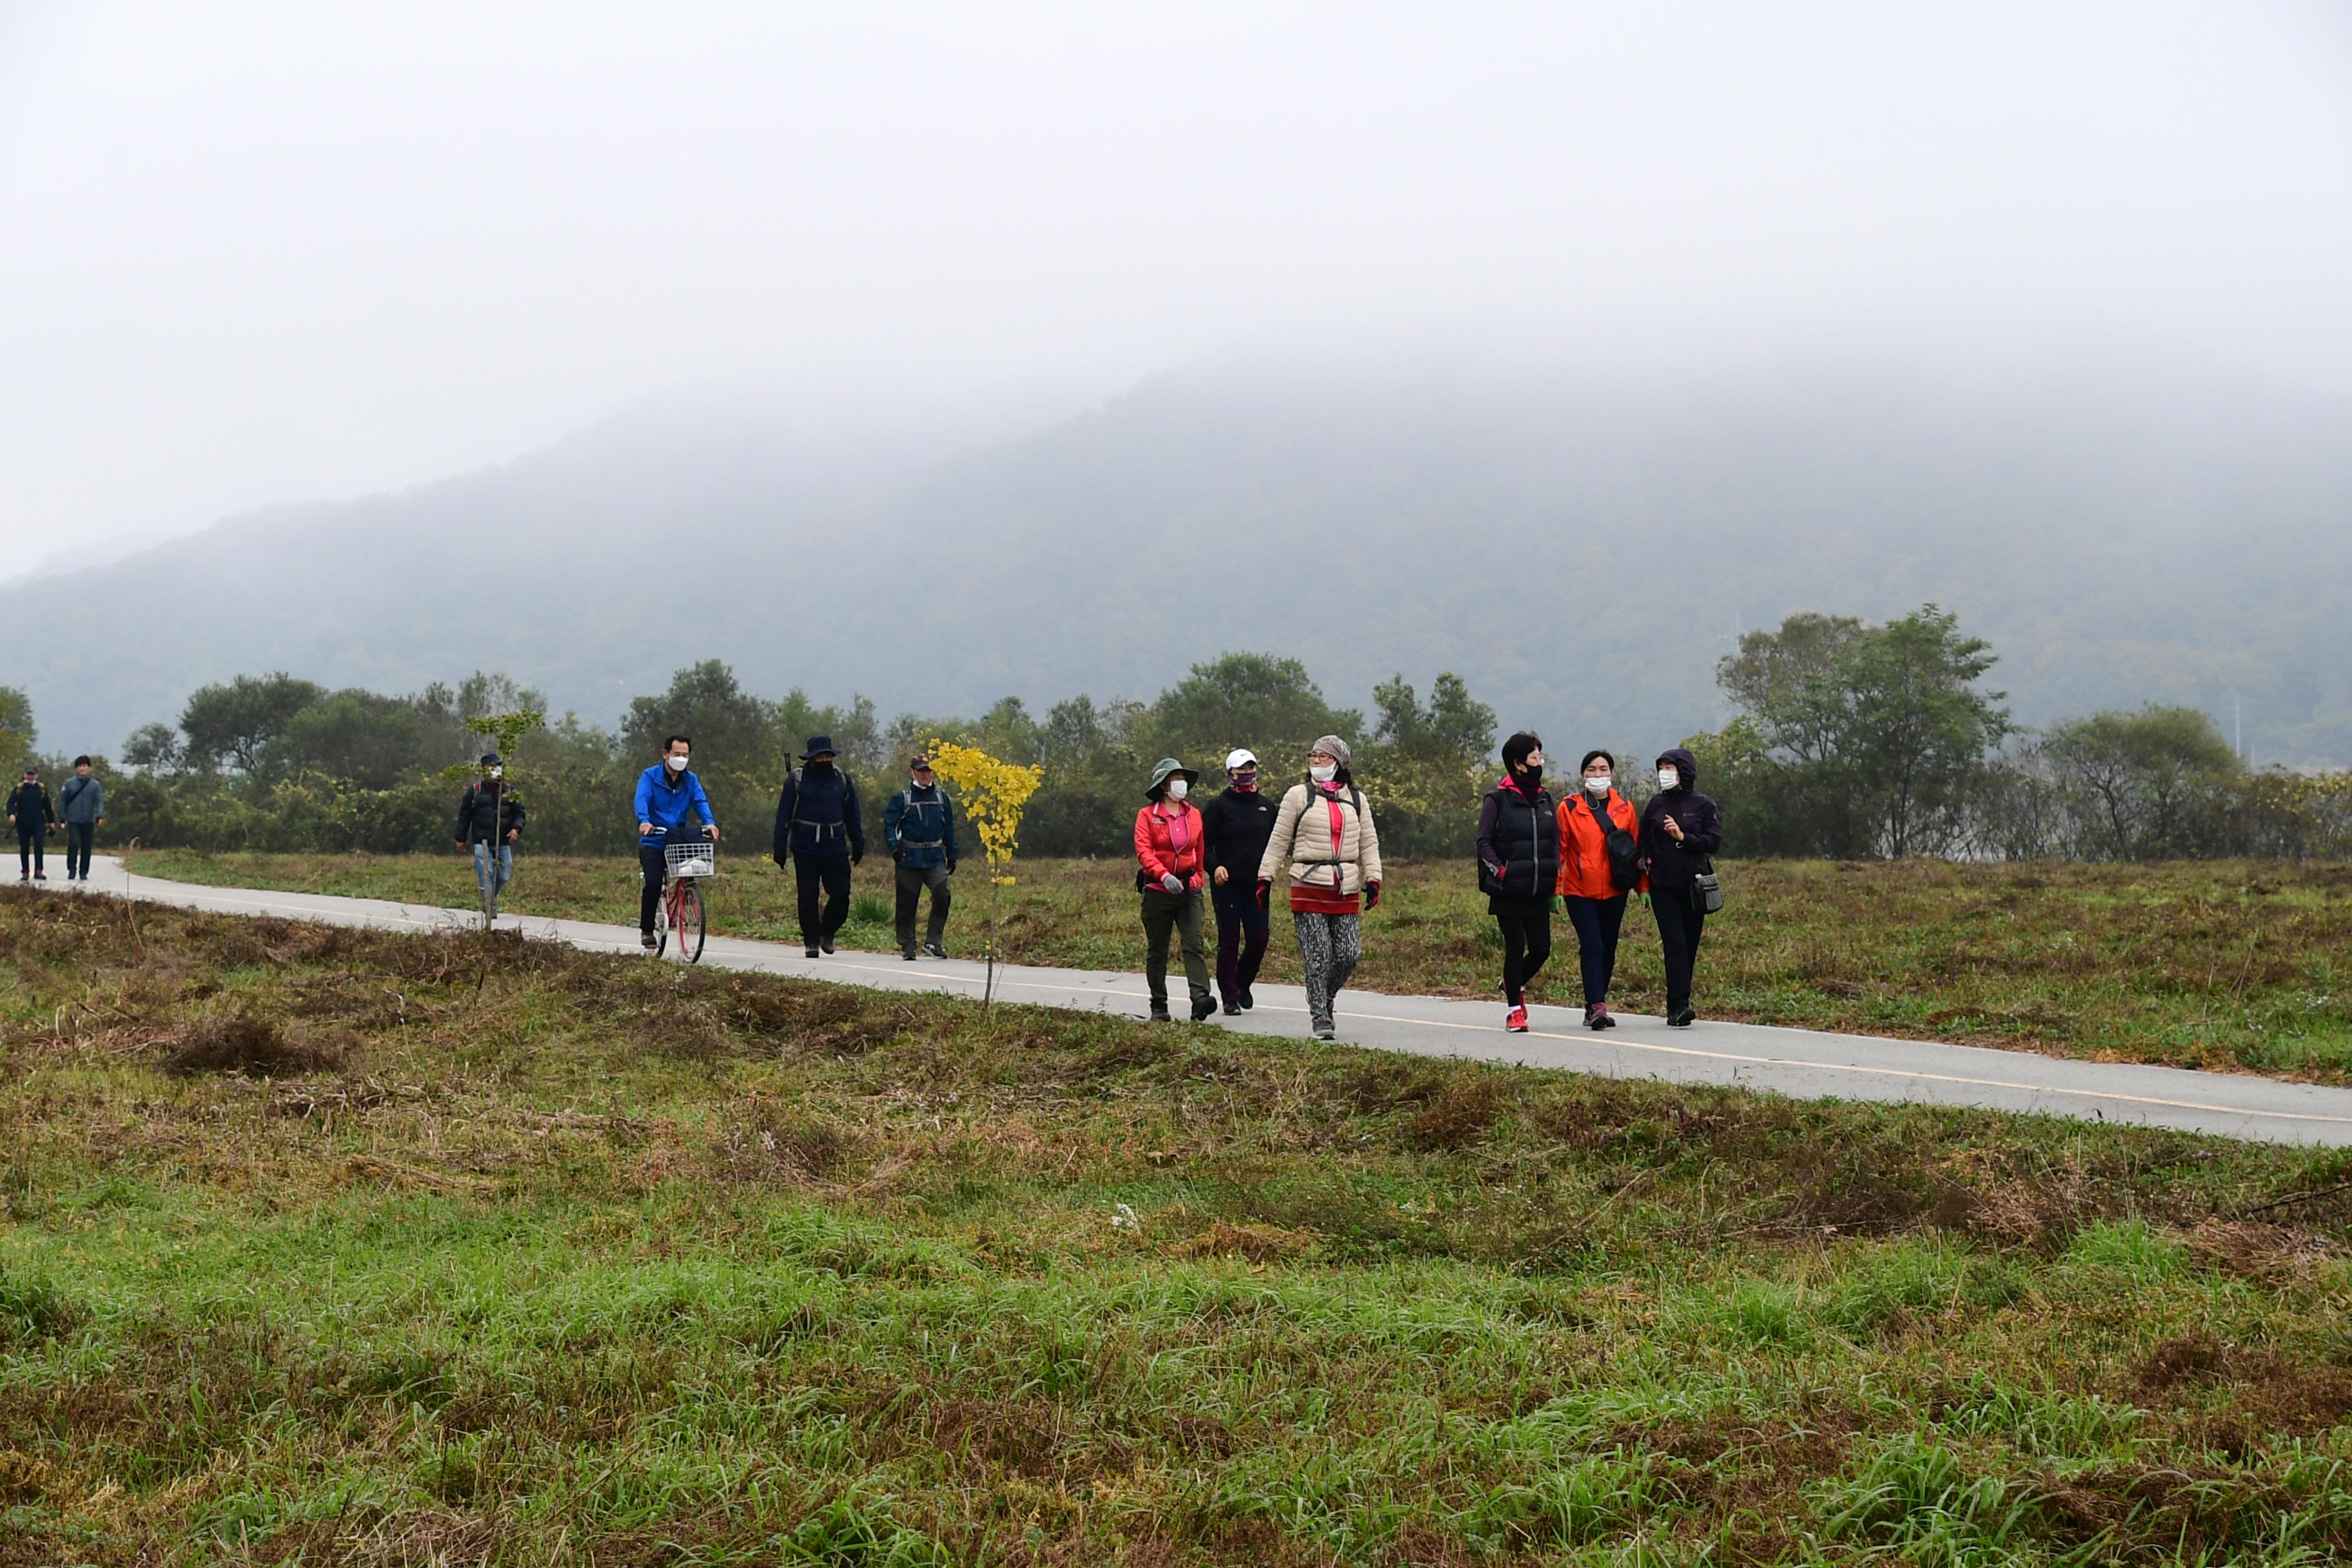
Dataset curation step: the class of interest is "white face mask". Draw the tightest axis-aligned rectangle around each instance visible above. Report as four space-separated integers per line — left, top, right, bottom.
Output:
1656 768 1679 791
488 767 503 779
1583 775 1610 795
1309 763 1337 783
1166 778 1190 801
665 754 689 772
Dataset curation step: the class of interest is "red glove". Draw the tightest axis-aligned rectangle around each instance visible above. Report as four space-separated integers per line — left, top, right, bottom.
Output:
1364 880 1382 910
1254 878 1271 912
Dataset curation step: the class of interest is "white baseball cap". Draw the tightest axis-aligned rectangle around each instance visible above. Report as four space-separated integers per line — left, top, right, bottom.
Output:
1225 749 1259 770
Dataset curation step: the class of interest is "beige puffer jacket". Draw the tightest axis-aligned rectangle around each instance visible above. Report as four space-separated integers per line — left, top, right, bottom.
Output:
1257 781 1383 897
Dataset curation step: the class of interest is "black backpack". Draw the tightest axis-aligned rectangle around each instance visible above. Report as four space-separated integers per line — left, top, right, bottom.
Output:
1586 792 1641 893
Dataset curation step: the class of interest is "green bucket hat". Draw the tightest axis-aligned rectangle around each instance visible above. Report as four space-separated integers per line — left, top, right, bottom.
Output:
1144 757 1198 801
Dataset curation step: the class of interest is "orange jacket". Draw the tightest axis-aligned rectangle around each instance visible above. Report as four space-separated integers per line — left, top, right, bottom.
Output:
1554 788 1646 900
1134 802 1208 891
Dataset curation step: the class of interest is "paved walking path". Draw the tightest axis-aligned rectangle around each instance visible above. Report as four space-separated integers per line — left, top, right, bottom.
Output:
73 856 2352 1147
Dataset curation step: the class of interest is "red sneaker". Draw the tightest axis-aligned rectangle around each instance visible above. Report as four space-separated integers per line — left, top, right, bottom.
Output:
1505 1004 1529 1034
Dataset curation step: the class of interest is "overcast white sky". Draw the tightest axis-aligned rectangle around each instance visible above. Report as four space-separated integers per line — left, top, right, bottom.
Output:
4 1 2349 564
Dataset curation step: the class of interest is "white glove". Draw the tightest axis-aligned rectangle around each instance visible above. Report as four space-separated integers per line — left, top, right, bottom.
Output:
1159 872 1184 894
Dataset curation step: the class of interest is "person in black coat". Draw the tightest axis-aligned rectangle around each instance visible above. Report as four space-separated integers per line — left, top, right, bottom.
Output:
1475 732 1558 1033
6 766 55 881
1638 745 1724 1027
772 736 865 957
453 752 527 919
1200 748 1281 1014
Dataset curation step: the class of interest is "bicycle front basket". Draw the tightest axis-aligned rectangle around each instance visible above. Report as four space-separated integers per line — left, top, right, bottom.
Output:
664 840 717 879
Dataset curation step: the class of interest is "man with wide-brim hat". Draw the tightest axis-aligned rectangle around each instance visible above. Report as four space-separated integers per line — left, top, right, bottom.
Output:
1133 757 1215 1022
773 735 865 957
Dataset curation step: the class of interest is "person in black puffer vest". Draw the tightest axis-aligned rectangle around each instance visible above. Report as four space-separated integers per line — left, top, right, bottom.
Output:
1475 732 1559 1033
773 736 865 957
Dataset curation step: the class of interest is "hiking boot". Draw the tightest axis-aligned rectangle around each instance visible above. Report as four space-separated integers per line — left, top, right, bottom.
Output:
1190 997 1219 1023
901 948 918 961
1222 1001 1243 1016
921 942 947 959
640 932 658 950
1238 986 1255 1011
30 872 44 882
1505 1004 1529 1034
1667 1007 1696 1028
820 936 836 955
1149 1003 1172 1023
1590 1003 1618 1030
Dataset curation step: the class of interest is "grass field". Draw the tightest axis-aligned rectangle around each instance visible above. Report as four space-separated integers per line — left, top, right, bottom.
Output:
124 850 2352 1082
7 885 2352 1563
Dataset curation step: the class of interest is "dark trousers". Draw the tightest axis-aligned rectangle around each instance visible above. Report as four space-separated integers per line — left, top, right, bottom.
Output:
65 822 95 878
1495 905 1553 1006
1211 881 1269 1006
1651 890 1709 1015
795 854 853 947
1563 893 1629 1006
1139 887 1211 1011
894 863 952 951
16 826 43 874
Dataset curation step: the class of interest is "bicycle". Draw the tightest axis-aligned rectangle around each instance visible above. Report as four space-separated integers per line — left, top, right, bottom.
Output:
652 836 716 963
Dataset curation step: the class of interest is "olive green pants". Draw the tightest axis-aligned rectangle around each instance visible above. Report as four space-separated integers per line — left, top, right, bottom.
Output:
1139 887 1211 1012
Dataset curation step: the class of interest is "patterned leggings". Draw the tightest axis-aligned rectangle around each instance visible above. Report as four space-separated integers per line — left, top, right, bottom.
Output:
1292 911 1362 1030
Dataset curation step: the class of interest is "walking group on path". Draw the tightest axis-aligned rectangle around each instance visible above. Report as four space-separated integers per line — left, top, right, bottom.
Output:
9 757 104 883
1133 732 1721 1039
464 725 1727 1037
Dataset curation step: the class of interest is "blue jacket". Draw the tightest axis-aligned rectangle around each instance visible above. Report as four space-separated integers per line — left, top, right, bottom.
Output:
772 765 864 863
59 774 105 825
634 764 715 840
883 781 958 871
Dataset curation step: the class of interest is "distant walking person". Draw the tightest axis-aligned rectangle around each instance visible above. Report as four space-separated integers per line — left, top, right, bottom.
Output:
773 736 864 957
454 752 527 920
1257 736 1382 1041
1200 748 1279 1015
884 753 957 960
8 765 55 882
635 735 718 950
1476 732 1556 1033
58 756 105 882
1134 758 1215 1023
1555 750 1643 1030
1639 746 1723 1027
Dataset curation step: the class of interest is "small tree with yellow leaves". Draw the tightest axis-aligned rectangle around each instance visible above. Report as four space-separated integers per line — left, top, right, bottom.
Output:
925 739 1043 1006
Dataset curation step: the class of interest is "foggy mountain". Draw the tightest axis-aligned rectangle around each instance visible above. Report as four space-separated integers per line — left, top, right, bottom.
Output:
12 353 2349 767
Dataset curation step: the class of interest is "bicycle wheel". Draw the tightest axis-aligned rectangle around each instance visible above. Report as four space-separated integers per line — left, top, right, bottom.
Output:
677 880 707 964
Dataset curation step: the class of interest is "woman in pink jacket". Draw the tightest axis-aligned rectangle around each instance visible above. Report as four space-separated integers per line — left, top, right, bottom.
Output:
1134 757 1215 1022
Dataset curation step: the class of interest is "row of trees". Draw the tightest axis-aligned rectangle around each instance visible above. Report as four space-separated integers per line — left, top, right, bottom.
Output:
1693 606 2352 861
17 617 2346 862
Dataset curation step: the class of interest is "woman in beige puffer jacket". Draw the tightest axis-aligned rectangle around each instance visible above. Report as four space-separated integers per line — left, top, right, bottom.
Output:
1255 734 1382 1039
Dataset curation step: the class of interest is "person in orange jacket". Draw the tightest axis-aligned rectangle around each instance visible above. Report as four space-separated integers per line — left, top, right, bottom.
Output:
1134 757 1215 1023
1554 749 1645 1030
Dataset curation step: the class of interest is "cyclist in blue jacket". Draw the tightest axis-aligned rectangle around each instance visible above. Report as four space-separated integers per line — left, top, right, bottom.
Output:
635 734 718 948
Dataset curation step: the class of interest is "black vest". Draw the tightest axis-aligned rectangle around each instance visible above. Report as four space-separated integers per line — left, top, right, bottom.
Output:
1480 780 1558 898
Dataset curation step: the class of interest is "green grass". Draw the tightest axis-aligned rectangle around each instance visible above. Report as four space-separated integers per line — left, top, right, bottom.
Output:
125 850 2352 1081
7 886 2352 1562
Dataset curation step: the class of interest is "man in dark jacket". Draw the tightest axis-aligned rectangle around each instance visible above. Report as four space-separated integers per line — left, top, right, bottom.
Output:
1200 747 1280 1014
883 754 958 960
7 766 55 881
1637 745 1724 1028
453 752 527 919
772 736 865 957
58 757 105 881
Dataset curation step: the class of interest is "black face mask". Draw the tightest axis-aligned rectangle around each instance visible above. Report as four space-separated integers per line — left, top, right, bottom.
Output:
808 758 835 774
1516 764 1543 790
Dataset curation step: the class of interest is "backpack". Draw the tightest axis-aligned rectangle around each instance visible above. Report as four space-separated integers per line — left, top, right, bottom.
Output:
1587 793 1642 893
